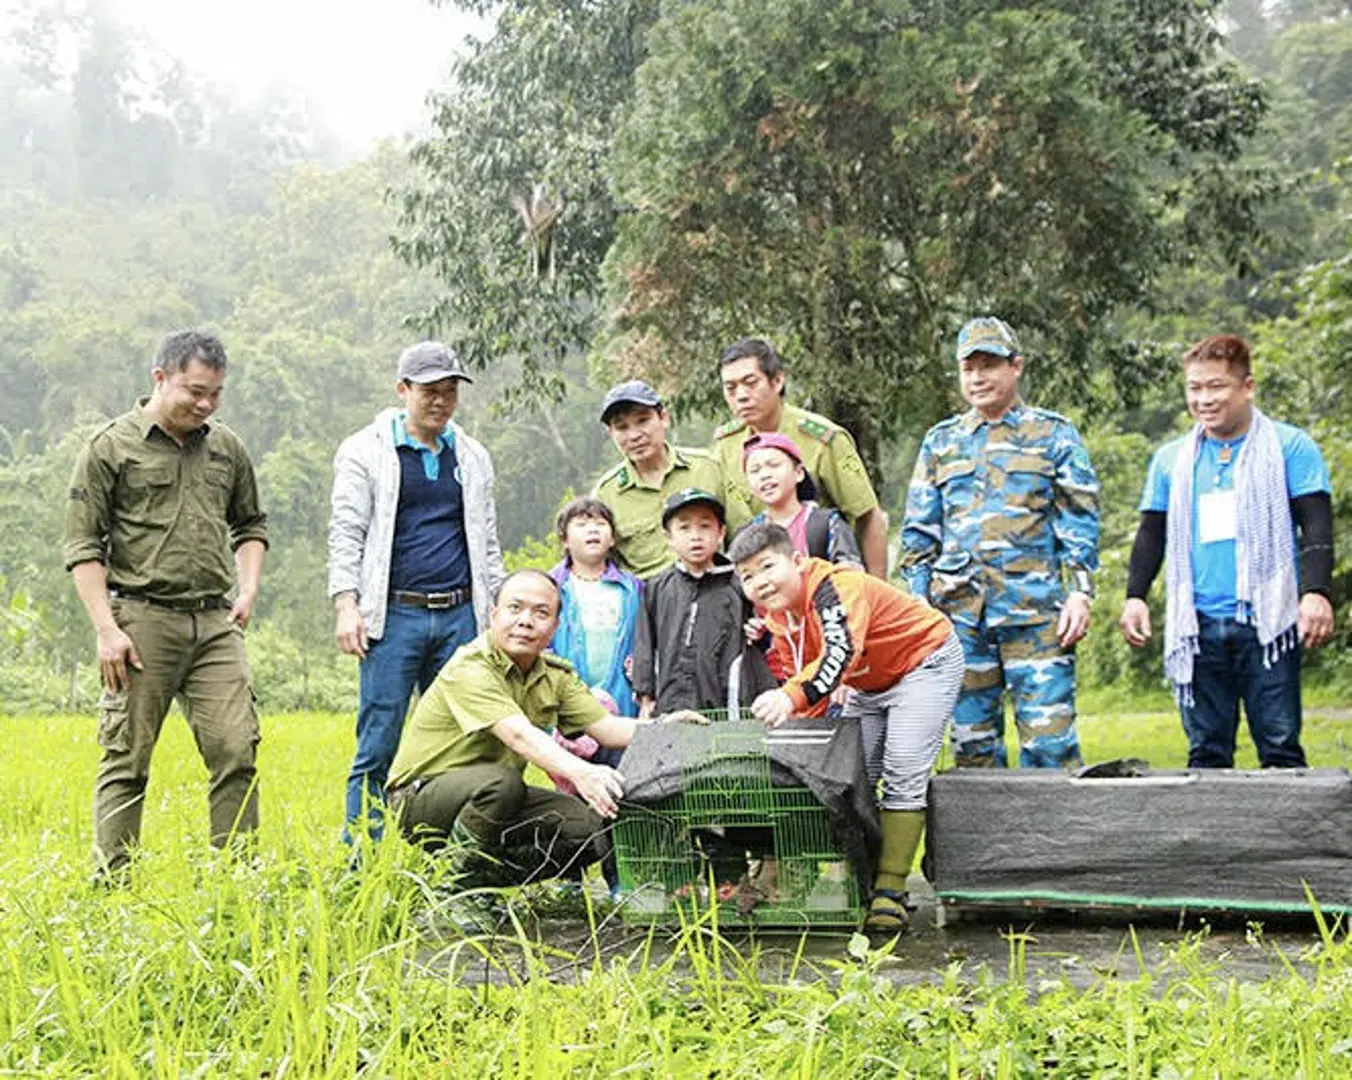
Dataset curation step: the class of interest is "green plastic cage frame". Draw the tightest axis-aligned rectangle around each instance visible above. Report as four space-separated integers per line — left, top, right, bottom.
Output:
612 729 864 930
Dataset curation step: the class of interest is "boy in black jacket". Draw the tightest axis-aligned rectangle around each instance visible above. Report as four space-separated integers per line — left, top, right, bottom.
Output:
632 489 777 716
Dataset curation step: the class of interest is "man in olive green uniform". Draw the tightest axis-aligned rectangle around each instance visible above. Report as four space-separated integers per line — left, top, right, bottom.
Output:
63 330 268 876
592 380 750 578
388 569 653 890
712 338 888 576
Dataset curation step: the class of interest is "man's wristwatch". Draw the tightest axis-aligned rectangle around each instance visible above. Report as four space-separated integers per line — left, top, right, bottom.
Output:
1070 569 1095 601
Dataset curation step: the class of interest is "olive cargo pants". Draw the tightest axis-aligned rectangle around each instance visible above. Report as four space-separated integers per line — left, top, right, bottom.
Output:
395 763 606 885
94 599 260 873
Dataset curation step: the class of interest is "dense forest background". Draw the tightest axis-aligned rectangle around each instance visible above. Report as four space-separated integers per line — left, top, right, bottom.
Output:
1 0 1349 713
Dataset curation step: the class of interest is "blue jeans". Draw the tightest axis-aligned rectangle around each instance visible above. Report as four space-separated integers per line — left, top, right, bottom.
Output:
1180 613 1305 769
344 599 477 841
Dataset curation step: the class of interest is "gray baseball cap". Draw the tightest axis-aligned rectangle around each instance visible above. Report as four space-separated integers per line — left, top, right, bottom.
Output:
397 341 474 384
600 379 663 423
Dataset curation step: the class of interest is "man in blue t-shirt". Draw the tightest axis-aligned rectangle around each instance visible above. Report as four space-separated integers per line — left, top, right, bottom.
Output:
328 342 505 842
1119 334 1335 768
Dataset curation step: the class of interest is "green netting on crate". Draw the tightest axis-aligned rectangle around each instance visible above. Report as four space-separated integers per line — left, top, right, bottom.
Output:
613 718 877 928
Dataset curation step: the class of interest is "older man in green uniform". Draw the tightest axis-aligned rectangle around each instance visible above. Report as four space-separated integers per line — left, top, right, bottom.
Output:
593 380 749 578
387 569 698 926
63 329 268 877
712 338 888 576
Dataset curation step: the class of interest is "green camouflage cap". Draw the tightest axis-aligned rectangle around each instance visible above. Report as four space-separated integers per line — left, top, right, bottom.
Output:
956 317 1020 363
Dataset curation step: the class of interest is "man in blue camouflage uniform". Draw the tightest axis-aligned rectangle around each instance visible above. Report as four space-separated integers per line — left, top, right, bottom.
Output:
901 317 1100 768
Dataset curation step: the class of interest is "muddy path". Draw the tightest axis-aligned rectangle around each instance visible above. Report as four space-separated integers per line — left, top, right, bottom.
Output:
418 872 1340 990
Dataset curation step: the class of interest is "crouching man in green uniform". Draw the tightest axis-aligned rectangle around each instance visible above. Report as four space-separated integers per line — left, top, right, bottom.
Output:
387 568 697 923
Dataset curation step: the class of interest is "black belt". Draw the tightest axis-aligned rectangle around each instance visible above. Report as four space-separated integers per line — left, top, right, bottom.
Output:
110 589 230 612
391 588 471 610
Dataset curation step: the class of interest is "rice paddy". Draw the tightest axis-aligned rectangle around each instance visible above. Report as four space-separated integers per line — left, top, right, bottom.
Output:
2 710 1350 1077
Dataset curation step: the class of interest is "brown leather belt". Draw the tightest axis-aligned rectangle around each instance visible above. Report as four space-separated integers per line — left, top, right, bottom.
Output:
110 589 229 612
391 588 471 610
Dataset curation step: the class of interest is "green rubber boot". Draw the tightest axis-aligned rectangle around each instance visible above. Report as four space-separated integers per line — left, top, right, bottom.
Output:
865 809 925 935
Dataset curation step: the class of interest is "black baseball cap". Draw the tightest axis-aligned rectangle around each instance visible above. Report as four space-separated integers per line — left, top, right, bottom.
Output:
600 379 663 424
661 487 726 527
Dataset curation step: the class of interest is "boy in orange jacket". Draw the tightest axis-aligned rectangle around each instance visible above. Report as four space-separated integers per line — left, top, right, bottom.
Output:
728 522 965 933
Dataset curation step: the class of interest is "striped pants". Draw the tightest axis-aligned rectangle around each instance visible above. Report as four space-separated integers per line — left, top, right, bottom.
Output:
843 631 965 810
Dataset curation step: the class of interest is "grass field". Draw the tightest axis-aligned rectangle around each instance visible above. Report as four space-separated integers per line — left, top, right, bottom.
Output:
2 709 1351 1076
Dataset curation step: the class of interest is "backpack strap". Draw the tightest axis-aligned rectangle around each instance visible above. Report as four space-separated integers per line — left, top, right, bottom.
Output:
805 507 832 561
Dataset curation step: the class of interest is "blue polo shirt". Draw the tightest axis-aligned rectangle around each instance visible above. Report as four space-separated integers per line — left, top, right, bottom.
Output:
388 415 470 593
1140 421 1329 619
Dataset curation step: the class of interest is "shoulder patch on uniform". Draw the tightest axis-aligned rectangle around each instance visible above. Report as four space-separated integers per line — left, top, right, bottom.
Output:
595 462 628 489
1028 406 1072 425
713 418 746 440
87 417 122 446
677 445 714 462
542 652 577 674
795 415 838 444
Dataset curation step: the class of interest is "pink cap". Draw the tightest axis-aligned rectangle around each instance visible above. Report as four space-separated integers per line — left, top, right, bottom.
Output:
741 431 804 469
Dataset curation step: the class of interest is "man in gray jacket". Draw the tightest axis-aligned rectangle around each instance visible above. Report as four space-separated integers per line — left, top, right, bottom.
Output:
329 342 505 843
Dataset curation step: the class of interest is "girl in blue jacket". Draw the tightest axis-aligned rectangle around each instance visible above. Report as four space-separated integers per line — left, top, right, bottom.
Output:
547 497 643 754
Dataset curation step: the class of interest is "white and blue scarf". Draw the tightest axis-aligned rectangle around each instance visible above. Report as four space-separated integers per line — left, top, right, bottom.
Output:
1163 407 1299 704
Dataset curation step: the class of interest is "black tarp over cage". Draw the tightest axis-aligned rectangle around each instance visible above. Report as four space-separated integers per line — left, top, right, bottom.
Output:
613 717 881 927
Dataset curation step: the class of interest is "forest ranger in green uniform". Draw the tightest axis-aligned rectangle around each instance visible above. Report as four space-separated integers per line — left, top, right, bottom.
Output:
711 338 888 576
386 569 702 929
63 330 268 877
592 380 749 579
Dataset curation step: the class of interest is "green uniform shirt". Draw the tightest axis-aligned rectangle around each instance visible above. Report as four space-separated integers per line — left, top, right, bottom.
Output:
388 632 608 789
712 402 880 524
62 400 269 602
592 443 750 579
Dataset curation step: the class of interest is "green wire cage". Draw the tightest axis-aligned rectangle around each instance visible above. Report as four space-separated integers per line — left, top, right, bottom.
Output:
612 728 864 930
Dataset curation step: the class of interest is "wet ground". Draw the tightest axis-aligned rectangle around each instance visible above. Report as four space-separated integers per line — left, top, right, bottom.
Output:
418 872 1340 990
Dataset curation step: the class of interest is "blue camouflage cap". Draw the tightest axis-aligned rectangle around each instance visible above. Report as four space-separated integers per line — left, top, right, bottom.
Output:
956 317 1020 363
600 379 663 423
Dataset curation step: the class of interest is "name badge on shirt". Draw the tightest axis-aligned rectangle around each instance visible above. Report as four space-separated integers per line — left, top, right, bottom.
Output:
1198 489 1237 545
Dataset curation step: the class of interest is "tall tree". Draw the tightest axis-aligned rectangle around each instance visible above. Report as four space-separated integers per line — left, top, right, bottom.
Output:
396 0 661 408
602 0 1270 470
400 0 1269 477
